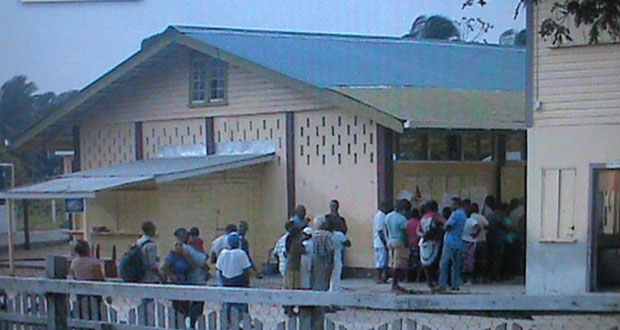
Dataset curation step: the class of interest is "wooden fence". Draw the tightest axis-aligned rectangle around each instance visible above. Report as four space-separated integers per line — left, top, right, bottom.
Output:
0 257 619 329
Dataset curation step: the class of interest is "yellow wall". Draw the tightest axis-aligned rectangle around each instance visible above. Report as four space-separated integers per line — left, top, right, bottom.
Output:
294 109 378 268
88 165 272 264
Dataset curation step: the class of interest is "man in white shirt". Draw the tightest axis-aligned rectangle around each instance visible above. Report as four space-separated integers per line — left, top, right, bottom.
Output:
216 233 252 286
373 201 392 284
465 203 489 283
329 230 351 291
210 224 238 263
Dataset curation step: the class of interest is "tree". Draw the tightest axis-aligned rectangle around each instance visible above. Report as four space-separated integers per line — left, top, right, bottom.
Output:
403 15 461 40
463 0 620 44
0 76 38 142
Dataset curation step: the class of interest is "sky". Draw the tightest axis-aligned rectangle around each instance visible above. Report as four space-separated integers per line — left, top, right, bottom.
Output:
0 0 525 93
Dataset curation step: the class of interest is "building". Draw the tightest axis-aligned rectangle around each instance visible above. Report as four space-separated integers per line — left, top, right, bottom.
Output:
526 0 620 294
0 26 525 271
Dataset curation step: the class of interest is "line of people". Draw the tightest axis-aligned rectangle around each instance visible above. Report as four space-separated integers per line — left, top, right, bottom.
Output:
373 195 526 293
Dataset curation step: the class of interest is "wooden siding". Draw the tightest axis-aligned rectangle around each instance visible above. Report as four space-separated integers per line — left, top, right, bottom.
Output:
533 0 620 125
294 109 378 268
83 47 330 126
80 122 135 170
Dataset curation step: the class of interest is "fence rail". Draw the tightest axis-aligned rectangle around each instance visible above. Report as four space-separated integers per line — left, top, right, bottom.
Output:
0 256 619 329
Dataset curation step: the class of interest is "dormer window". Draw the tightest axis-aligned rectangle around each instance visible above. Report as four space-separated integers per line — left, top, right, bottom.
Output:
190 58 227 106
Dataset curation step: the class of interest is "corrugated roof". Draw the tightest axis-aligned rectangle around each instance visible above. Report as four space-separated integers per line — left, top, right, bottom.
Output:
0 153 274 199
175 26 525 92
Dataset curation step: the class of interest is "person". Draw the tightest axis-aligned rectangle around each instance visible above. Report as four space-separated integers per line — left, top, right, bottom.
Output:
441 206 453 221
326 199 347 234
438 198 467 291
216 233 252 318
487 203 508 282
481 195 496 219
329 229 351 291
189 227 204 252
462 206 483 284
168 228 210 327
283 219 305 291
290 205 309 230
406 208 422 282
69 239 105 281
211 224 238 264
462 199 472 217
300 227 314 289
469 203 489 283
273 222 293 277
136 221 162 284
386 199 412 293
417 200 444 288
373 201 392 284
508 198 526 276
311 216 334 291
502 202 519 279
238 220 262 279
68 240 105 320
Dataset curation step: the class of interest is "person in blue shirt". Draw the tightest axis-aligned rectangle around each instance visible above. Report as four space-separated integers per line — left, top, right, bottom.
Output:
438 197 467 291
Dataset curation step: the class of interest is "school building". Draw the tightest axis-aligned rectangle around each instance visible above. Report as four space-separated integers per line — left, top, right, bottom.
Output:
0 26 525 275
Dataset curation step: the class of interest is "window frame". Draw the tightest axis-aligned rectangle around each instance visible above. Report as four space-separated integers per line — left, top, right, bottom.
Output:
189 57 228 107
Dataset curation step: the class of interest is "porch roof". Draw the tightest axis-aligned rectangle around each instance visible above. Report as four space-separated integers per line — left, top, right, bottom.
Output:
0 153 274 199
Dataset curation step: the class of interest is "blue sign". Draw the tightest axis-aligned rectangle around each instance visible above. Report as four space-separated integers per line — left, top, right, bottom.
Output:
65 199 84 213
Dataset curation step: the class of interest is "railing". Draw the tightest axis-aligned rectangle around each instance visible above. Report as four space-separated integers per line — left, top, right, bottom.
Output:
0 257 619 329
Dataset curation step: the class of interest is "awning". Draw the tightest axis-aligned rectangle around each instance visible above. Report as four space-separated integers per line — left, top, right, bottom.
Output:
0 153 274 199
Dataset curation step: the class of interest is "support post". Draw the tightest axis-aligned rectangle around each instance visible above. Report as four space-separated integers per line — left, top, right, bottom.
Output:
72 125 81 172
22 199 30 250
285 112 296 217
45 255 68 330
52 199 57 223
495 133 507 203
205 117 215 155
376 125 394 206
7 199 15 276
135 122 144 161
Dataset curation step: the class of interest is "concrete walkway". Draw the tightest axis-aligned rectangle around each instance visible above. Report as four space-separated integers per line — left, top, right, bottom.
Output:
0 229 69 251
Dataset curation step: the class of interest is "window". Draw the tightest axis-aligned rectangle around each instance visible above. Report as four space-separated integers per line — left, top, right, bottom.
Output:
463 132 494 161
541 168 576 242
398 131 428 160
430 132 461 161
506 131 526 161
190 58 227 105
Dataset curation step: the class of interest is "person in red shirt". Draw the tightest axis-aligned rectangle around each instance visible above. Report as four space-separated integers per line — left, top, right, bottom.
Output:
189 227 205 252
406 208 422 282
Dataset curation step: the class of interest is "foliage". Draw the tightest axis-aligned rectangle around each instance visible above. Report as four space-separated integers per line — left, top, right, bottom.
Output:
463 0 620 45
403 15 461 40
0 75 76 184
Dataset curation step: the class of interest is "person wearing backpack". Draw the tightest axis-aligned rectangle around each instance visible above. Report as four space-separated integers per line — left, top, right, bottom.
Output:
417 200 445 289
119 221 161 283
137 221 162 283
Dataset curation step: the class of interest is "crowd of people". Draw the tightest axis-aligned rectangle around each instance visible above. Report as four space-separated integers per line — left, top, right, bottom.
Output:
373 195 526 293
64 194 525 325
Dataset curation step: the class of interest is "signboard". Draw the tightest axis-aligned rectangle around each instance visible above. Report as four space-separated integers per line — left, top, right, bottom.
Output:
65 198 84 213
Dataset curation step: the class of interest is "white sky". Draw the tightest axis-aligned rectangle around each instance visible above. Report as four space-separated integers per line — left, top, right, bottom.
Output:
0 0 525 93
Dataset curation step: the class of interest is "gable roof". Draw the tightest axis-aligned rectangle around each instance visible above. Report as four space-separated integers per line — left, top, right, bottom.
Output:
11 25 525 150
175 26 525 91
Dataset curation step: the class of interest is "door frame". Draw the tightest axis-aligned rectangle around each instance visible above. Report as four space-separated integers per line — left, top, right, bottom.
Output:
588 162 620 291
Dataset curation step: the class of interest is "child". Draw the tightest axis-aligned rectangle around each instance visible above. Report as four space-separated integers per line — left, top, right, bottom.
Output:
329 230 351 292
189 227 205 252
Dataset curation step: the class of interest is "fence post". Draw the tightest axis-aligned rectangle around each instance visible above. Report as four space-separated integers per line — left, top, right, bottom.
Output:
46 255 68 330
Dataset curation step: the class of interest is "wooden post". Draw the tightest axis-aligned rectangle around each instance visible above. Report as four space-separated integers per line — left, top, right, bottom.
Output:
52 199 57 223
22 200 30 250
285 112 296 217
7 199 15 276
45 255 68 330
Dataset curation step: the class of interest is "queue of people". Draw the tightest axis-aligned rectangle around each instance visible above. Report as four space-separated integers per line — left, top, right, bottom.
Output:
374 195 526 293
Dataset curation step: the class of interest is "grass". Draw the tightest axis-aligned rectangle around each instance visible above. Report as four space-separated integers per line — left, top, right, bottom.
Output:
13 200 65 231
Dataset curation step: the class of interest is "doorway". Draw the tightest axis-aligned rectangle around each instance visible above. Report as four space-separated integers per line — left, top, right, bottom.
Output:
590 167 620 291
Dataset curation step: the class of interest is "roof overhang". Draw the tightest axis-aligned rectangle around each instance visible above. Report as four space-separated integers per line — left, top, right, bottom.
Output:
0 153 274 200
335 86 526 130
